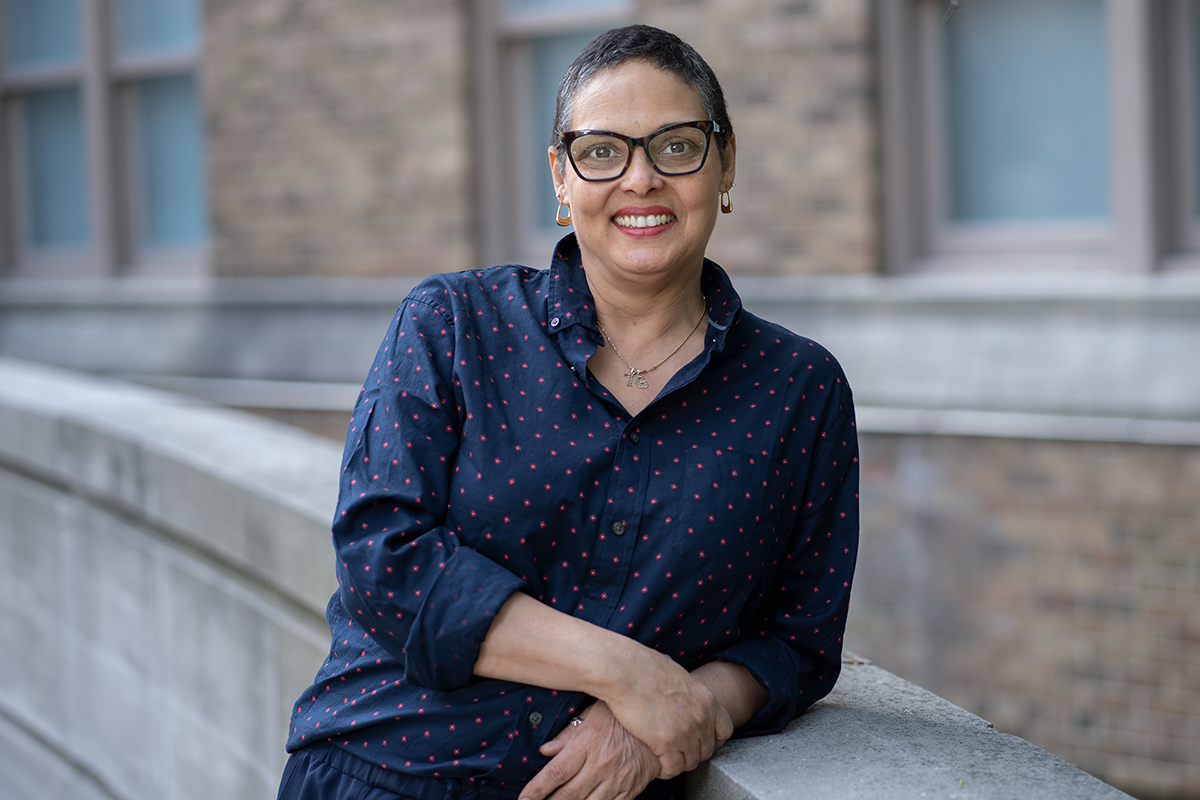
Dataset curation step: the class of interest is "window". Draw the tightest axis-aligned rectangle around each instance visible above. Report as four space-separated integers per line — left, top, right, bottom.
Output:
879 0 1172 274
0 0 206 279
471 0 630 268
1168 0 1200 259
941 0 1110 225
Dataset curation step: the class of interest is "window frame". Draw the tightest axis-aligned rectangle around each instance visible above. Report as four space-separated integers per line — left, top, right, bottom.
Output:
1163 0 1200 266
0 0 206 280
879 0 1166 275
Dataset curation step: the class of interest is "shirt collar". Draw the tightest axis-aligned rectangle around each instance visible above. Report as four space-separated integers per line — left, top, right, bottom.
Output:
545 233 742 353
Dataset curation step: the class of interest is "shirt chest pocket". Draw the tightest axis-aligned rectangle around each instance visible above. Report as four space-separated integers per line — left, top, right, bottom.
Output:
668 449 796 591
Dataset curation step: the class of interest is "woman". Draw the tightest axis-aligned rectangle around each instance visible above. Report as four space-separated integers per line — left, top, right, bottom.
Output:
279 24 858 800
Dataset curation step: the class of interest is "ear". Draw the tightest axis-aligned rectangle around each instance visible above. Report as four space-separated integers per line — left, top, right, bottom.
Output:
719 133 737 193
549 145 568 202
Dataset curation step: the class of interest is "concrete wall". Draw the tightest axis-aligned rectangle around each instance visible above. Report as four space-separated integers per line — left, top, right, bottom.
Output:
0 357 1137 800
0 358 339 800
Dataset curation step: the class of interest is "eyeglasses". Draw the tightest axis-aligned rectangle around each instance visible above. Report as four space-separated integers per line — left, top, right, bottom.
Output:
560 120 721 182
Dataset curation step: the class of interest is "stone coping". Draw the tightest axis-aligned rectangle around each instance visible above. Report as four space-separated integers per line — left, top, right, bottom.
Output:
0 357 1135 800
4 273 1200 422
689 654 1134 800
0 356 340 618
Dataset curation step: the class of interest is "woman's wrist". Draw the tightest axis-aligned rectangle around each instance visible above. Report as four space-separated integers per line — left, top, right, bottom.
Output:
688 661 769 729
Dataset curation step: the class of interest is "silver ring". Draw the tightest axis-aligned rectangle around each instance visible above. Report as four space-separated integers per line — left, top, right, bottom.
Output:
570 717 584 727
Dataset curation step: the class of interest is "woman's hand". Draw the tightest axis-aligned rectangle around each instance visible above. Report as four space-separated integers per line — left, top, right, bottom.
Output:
597 645 734 779
519 702 660 800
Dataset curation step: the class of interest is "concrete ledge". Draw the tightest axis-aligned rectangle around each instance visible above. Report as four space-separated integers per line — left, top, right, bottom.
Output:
0 357 341 616
688 656 1134 800
4 274 1200 420
0 358 1135 800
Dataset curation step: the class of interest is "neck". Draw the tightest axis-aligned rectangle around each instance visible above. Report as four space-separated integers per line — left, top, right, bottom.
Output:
586 266 706 341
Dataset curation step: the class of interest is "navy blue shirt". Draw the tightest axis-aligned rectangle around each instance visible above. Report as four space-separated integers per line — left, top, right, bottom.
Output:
287 234 859 796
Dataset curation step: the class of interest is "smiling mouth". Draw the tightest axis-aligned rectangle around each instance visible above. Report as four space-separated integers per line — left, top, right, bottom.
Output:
613 213 675 229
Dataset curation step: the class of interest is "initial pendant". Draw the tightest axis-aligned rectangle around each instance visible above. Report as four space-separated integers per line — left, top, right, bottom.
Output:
626 370 650 390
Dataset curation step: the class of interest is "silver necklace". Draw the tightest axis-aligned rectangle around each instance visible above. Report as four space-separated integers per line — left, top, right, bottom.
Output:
595 296 706 390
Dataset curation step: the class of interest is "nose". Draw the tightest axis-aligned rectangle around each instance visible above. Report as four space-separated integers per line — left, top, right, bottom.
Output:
620 145 662 192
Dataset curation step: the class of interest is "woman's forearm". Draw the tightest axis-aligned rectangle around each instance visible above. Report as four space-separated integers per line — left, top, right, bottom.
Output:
688 661 770 728
477 594 768 730
474 592 642 698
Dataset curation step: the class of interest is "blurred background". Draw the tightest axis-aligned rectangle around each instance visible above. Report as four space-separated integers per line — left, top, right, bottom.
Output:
0 0 1197 798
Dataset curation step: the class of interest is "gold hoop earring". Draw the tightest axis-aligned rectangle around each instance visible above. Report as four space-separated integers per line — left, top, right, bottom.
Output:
719 184 734 215
555 202 572 227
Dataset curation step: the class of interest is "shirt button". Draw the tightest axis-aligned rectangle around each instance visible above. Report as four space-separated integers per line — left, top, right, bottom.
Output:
612 521 626 536
477 778 490 787
529 711 544 726
550 317 560 327
628 431 640 444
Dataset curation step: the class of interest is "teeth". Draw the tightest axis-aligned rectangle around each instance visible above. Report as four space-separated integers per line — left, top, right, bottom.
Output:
614 214 675 228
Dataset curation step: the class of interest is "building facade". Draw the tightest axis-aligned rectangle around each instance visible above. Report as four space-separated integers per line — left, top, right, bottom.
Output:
1 1 1197 798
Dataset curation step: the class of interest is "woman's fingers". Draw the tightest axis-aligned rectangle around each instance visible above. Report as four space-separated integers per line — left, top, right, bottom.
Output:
538 719 576 759
522 737 586 800
522 703 659 800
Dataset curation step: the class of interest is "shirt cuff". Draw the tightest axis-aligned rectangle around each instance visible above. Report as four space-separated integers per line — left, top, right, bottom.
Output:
403 546 527 690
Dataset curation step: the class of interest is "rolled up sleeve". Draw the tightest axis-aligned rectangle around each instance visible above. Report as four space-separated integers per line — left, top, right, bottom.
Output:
332 293 527 691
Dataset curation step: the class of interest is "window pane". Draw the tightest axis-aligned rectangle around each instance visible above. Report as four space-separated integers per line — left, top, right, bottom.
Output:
22 87 90 247
528 30 605 234
133 74 207 246
1 0 81 70
943 0 1110 223
114 0 199 58
510 0 625 13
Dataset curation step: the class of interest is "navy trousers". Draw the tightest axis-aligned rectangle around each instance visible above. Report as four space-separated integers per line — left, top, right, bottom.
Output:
277 743 483 800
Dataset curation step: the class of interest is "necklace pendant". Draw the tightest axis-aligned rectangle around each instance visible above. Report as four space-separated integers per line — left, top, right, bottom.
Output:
626 370 650 390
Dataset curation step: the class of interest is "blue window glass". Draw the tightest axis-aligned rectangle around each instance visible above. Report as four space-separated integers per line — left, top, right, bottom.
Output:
23 87 90 247
529 30 607 234
510 0 625 12
942 0 1110 223
1 0 82 70
133 74 207 246
114 0 199 58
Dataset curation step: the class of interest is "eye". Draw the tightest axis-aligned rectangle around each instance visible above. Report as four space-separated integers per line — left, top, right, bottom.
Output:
572 135 626 165
654 136 703 162
585 144 616 160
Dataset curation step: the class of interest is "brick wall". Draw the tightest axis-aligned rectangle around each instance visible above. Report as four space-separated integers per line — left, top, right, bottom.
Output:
204 0 878 279
849 433 1200 800
644 0 879 276
204 0 474 277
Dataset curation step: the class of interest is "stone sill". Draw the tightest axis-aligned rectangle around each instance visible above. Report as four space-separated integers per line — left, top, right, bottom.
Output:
689 653 1133 800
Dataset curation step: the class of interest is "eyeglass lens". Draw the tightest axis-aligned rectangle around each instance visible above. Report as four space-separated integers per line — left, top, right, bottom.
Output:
569 125 711 180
